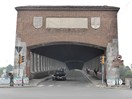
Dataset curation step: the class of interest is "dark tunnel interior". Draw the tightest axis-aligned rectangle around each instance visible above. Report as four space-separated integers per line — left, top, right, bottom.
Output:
30 44 104 70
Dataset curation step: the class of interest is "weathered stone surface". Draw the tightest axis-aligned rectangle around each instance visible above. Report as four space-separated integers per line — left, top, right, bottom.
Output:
106 39 120 80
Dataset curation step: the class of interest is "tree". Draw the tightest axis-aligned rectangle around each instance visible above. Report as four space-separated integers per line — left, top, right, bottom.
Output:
0 67 6 76
119 65 132 82
6 64 13 73
0 64 14 77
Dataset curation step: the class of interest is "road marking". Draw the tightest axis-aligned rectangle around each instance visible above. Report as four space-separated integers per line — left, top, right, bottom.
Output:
37 85 45 87
48 85 54 87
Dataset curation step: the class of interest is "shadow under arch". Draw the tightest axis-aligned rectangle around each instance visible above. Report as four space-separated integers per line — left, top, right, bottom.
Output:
29 41 105 70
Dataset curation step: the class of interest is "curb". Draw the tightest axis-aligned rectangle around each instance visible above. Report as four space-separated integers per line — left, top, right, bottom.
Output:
29 76 51 86
0 76 51 88
0 84 33 88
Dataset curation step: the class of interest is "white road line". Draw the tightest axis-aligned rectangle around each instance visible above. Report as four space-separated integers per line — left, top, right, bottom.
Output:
37 85 45 87
48 85 54 87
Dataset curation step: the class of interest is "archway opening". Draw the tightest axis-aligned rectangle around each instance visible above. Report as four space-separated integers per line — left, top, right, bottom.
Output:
30 43 105 70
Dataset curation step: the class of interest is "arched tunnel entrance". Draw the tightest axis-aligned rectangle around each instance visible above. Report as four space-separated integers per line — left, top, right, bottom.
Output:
30 43 105 73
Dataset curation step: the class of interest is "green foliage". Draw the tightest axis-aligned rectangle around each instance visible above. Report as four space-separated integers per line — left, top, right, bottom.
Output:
124 70 132 78
0 67 6 76
0 64 14 76
119 66 132 81
6 64 13 73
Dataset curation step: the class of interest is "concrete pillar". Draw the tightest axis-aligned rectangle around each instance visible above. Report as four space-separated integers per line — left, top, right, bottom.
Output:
36 54 38 72
47 58 49 70
40 55 43 72
50 59 52 70
45 57 47 71
33 53 37 72
37 54 40 72
32 53 35 72
43 56 45 71
47 58 49 71
39 55 41 72
106 39 119 81
44 57 46 71
30 52 34 72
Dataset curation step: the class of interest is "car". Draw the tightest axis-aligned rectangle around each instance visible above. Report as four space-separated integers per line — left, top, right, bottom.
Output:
52 69 66 81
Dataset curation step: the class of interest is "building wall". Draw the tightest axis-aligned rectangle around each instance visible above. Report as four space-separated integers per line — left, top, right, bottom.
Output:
15 6 119 79
16 7 118 48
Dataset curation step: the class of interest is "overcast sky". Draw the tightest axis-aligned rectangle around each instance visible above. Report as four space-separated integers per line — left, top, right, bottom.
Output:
0 0 131 67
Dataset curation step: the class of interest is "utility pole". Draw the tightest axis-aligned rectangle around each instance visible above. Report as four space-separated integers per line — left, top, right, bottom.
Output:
15 46 23 77
100 55 105 84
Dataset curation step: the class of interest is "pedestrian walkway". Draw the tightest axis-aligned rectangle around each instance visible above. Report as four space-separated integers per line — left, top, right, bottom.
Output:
81 70 130 89
29 76 51 86
0 73 130 89
0 76 51 88
0 84 32 88
81 70 104 86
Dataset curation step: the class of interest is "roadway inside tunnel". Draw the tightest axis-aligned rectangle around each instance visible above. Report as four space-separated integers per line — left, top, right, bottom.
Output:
30 44 104 70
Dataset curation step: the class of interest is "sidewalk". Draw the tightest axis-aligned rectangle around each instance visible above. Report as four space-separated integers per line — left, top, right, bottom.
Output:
0 76 51 88
0 84 32 88
81 70 105 86
29 76 51 86
0 74 130 89
88 75 129 89
81 71 129 89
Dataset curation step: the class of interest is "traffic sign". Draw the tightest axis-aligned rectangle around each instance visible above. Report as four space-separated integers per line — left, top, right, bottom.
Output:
15 46 23 53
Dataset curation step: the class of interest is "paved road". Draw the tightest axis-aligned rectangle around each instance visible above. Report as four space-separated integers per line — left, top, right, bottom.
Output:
38 69 92 87
1 84 132 99
1 70 132 99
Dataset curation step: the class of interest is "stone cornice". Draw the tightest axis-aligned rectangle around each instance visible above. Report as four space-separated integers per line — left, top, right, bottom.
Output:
15 6 120 11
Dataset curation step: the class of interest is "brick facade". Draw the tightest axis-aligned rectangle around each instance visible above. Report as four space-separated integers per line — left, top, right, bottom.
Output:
16 6 119 48
15 6 119 78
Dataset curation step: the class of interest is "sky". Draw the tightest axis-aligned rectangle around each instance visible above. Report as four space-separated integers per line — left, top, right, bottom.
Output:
0 0 132 67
